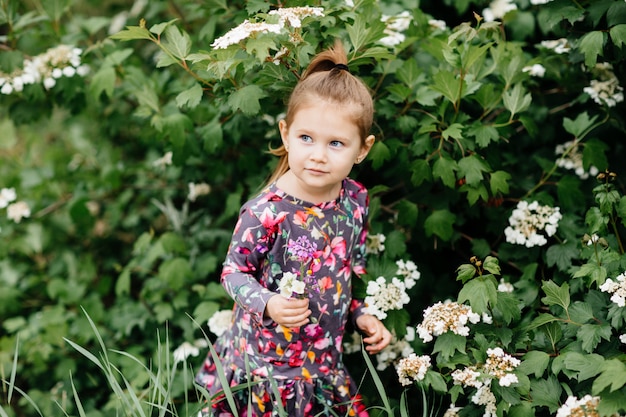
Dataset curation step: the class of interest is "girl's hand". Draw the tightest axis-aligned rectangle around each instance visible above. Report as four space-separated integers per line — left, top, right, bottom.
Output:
265 294 311 328
356 314 392 354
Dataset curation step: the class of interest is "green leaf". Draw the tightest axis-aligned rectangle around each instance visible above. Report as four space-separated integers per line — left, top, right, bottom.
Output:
89 67 116 100
563 352 604 381
424 209 456 241
432 332 467 361
518 351 550 378
489 170 510 195
395 199 418 227
525 313 560 331
149 19 178 36
577 323 612 353
468 124 500 148
529 376 562 412
431 70 462 104
458 155 489 186
163 25 191 60
568 301 594 324
163 113 192 147
199 117 224 154
369 141 391 170
502 83 531 117
546 241 578 272
609 24 626 48
592 359 626 394
227 85 267 115
410 159 432 186
246 36 276 62
158 258 192 290
562 112 598 137
441 123 464 140
580 31 606 67
541 280 570 310
572 262 607 287
457 275 498 314
493 291 520 324
557 176 585 212
432 155 458 188
175 83 203 109
110 25 153 41
456 263 476 283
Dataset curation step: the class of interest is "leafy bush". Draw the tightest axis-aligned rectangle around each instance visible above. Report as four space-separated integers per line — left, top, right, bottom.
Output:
1 0 626 416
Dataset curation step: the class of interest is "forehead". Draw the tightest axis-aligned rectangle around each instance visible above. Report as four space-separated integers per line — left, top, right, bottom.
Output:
290 100 361 138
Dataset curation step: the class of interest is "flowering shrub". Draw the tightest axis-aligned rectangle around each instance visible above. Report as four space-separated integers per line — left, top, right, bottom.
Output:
2 0 626 416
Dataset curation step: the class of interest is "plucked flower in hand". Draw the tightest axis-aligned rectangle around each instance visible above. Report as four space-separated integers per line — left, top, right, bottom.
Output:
278 236 320 299
278 271 306 298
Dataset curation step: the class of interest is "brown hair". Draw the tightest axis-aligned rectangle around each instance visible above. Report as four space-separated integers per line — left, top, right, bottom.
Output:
264 40 374 186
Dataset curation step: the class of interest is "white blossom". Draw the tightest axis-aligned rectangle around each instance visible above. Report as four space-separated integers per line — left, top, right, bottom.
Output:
152 151 173 168
600 272 626 307
428 19 447 31
396 353 431 386
395 259 420 289
211 7 324 50
522 63 546 77
364 276 410 320
188 182 211 202
504 201 562 248
540 38 571 54
173 339 207 363
416 300 481 342
531 0 554 3
374 327 415 370
620 334 626 344
485 347 520 386
498 279 514 293
482 0 517 22
379 11 412 47
443 404 462 417
471 383 497 417
0 188 17 209
208 309 233 336
556 395 600 417
7 201 31 223
583 62 624 108
555 140 599 180
278 271 306 298
365 233 386 254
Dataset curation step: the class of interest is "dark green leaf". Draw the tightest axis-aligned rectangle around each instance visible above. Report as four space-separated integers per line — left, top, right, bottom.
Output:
424 209 456 241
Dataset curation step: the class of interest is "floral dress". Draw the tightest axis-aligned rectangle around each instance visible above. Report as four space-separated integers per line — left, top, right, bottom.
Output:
195 178 370 417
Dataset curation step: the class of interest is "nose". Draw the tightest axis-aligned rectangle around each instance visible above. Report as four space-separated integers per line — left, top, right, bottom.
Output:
309 143 327 162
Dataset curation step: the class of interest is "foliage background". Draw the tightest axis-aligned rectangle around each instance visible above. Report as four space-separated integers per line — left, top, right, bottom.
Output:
1 0 626 416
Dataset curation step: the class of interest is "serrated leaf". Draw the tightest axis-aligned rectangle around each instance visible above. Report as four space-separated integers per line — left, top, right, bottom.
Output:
562 112 598 137
580 31 606 67
163 25 192 60
489 170 510 195
458 154 489 186
457 275 497 314
431 70 463 104
199 117 224 154
468 124 499 148
483 256 501 275
563 352 604 381
592 359 626 394
432 155 458 188
227 85 266 115
503 83 531 117
546 241 578 272
110 26 153 41
395 199 418 227
518 350 550 378
577 323 612 353
609 24 626 48
369 141 391 170
89 66 116 100
529 376 562 412
432 332 467 361
525 313 560 331
456 263 476 283
150 19 178 36
424 209 456 241
175 83 203 109
442 123 464 140
541 280 570 310
410 159 432 186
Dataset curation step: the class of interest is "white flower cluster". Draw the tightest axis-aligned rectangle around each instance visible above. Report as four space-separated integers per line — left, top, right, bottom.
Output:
211 7 324 49
484 347 520 386
207 309 233 336
600 271 626 307
472 383 497 417
540 38 571 54
583 62 624 108
375 327 416 371
555 140 599 180
497 278 514 293
188 182 211 202
364 276 410 320
365 233 386 254
555 395 600 417
0 45 89 95
152 151 173 168
530 0 554 4
416 300 485 343
522 63 546 77
396 353 431 386
173 339 208 363
504 201 562 248
278 271 306 298
0 188 31 224
379 11 412 47
396 259 421 288
482 0 517 22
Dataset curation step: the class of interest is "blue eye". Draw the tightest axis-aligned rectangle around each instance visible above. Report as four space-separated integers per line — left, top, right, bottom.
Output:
300 135 312 143
330 140 344 147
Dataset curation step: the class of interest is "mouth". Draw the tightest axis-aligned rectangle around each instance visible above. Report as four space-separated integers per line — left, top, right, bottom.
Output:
306 168 327 175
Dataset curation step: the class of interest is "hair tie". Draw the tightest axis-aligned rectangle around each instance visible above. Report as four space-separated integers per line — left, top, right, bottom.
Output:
333 63 350 72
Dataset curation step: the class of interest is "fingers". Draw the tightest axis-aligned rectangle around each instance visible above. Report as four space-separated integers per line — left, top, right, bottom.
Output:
266 295 311 328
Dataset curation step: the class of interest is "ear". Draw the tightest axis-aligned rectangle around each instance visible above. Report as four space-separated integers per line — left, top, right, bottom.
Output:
278 119 289 149
356 134 375 163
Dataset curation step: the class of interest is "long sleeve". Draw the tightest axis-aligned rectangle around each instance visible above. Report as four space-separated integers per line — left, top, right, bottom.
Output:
220 204 287 325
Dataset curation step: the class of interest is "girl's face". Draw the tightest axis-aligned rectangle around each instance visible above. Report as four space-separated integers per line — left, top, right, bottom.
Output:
278 99 374 203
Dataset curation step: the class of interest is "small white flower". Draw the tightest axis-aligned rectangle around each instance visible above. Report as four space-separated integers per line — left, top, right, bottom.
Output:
152 151 173 168
428 19 447 30
365 233 386 254
7 201 30 223
482 0 517 22
173 341 200 363
278 271 305 298
522 63 546 77
207 309 233 336
188 182 211 202
620 334 626 344
0 188 17 209
540 38 571 54
498 279 514 293
43 77 56 89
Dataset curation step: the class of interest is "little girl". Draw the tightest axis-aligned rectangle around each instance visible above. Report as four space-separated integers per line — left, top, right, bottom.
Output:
195 40 392 417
